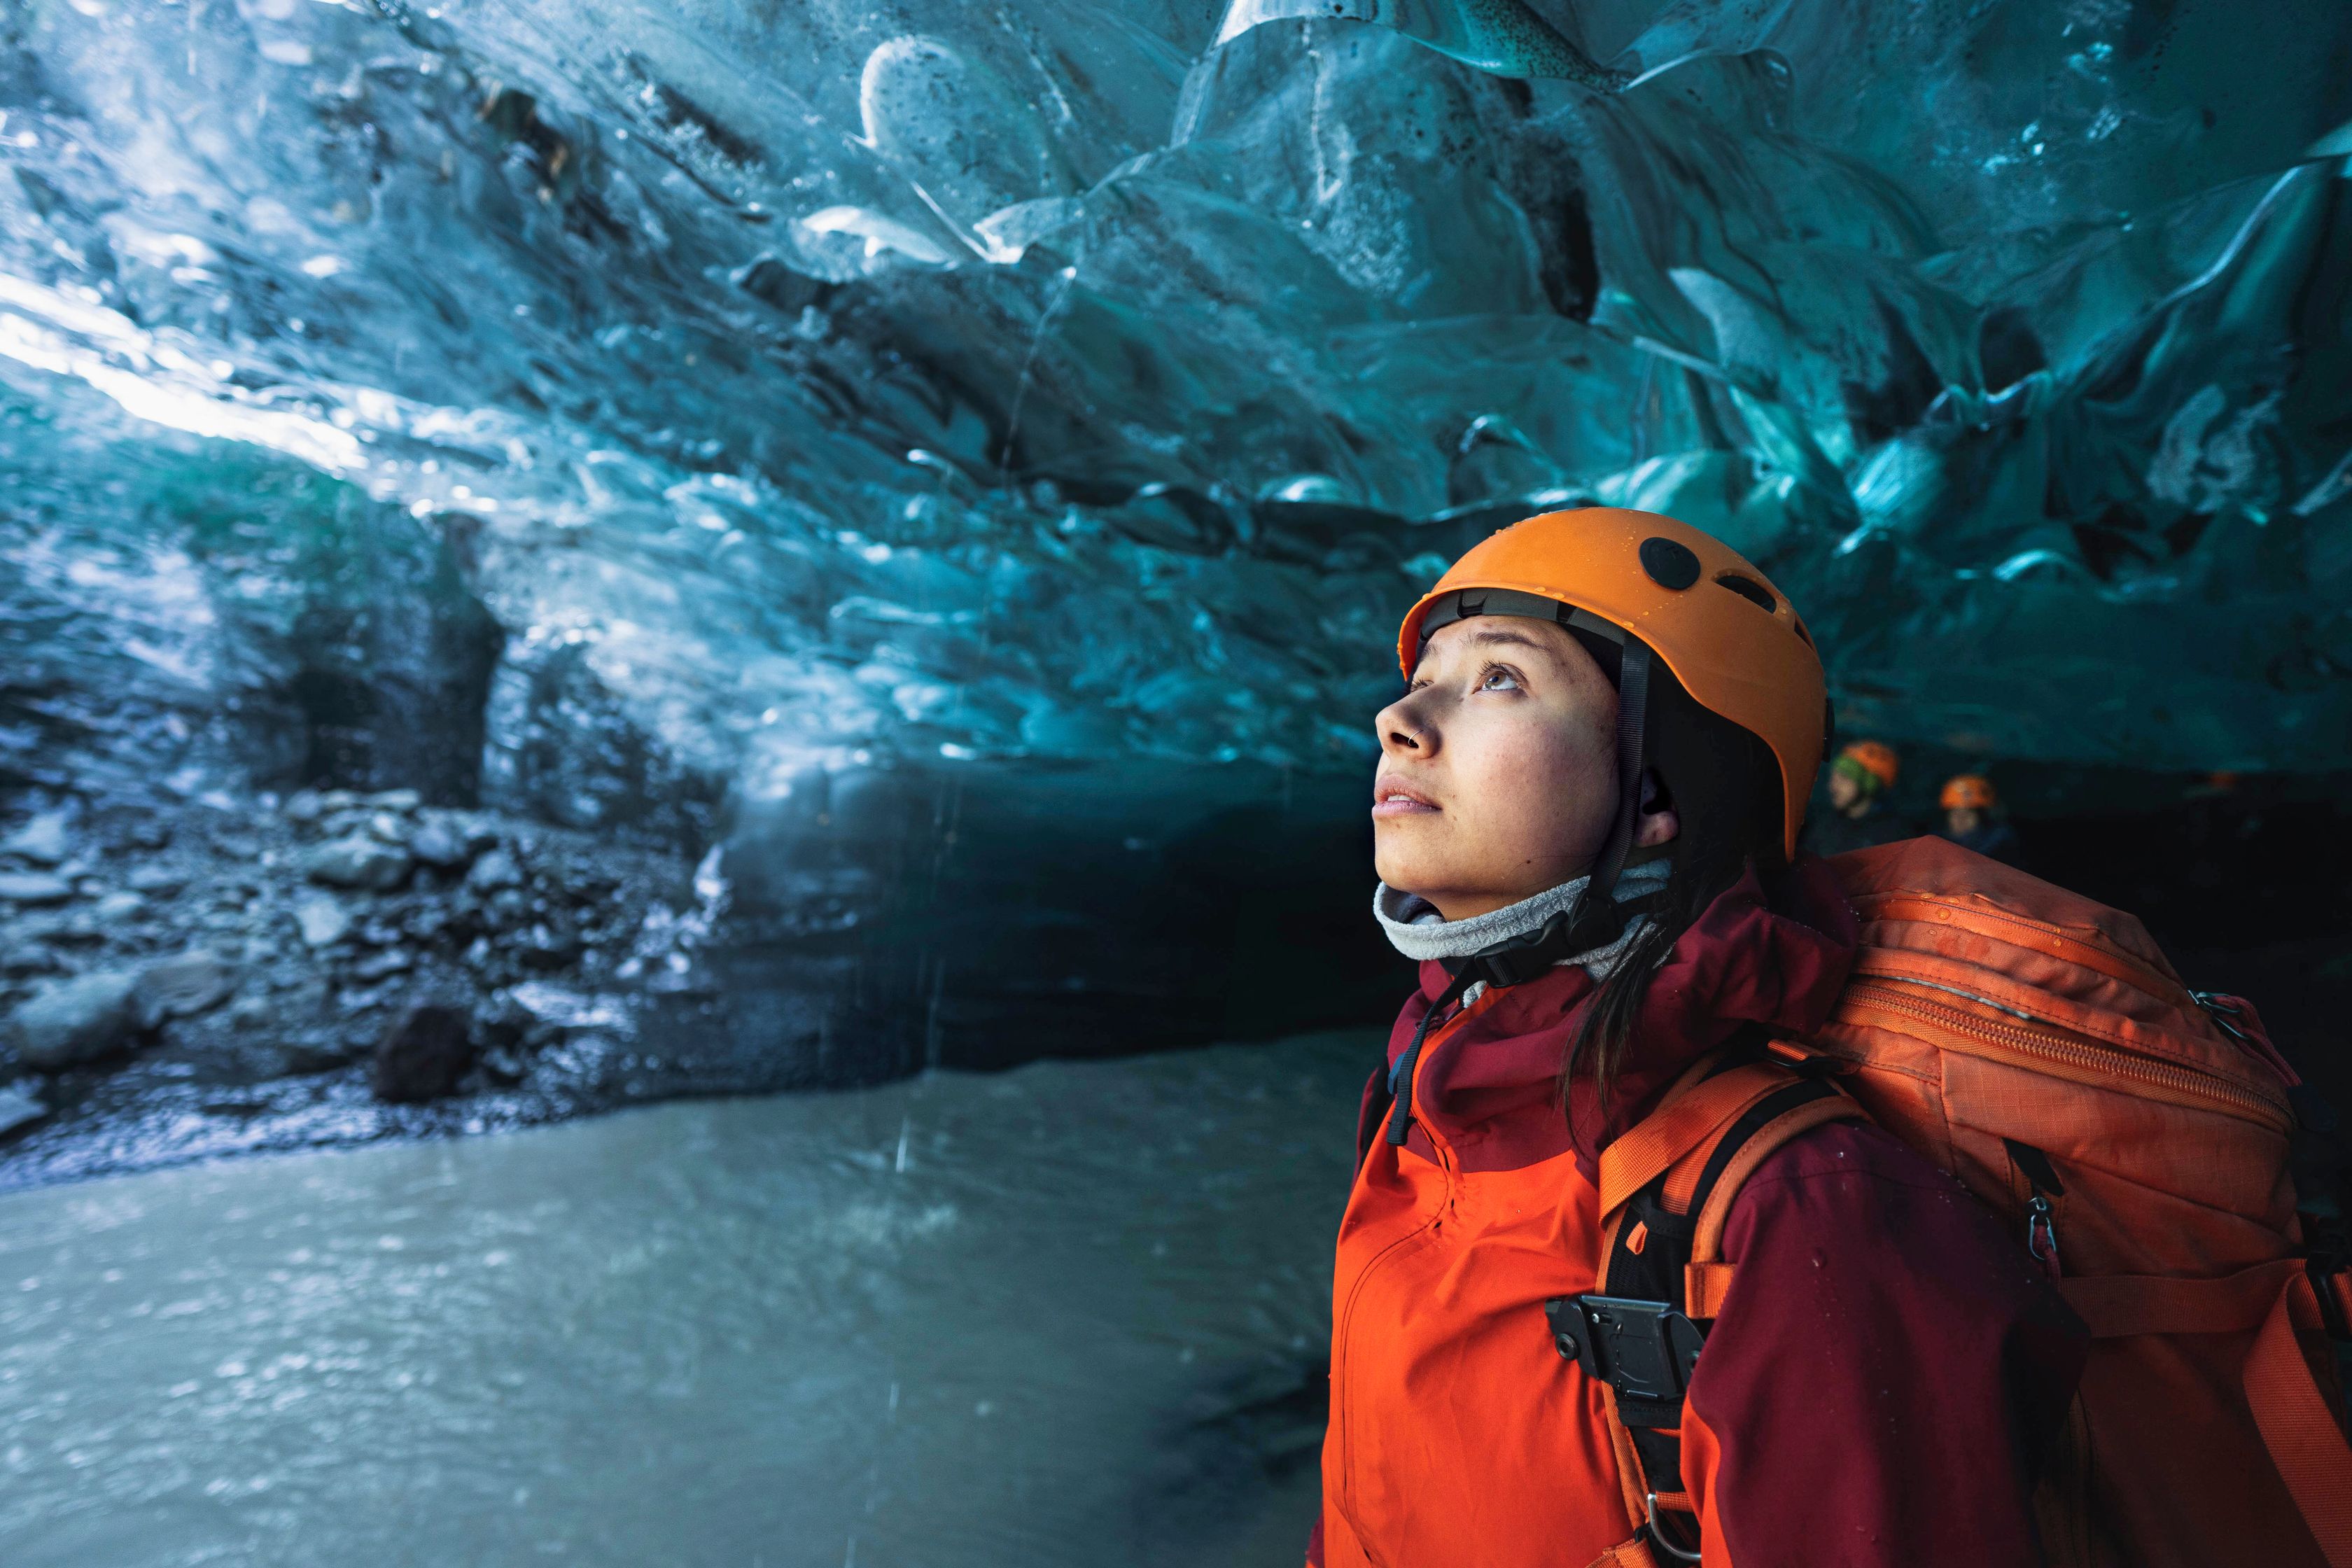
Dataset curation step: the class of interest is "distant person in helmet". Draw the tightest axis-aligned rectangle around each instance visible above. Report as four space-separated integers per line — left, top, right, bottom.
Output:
1803 738 1911 856
1315 509 2081 1568
1938 773 2022 866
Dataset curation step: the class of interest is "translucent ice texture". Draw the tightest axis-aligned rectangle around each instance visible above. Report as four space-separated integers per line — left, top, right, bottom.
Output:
1 0 2348 829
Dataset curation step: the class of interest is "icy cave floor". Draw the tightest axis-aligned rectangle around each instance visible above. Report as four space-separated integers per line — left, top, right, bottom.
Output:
0 1031 1366 1568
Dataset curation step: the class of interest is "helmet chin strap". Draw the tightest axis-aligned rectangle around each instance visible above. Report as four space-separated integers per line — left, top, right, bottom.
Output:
1438 641 1666 995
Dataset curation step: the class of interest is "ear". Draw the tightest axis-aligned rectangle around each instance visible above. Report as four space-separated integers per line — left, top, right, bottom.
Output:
1632 767 1680 850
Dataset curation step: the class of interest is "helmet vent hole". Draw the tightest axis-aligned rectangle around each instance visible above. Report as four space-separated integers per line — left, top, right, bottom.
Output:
1638 536 1702 590
1714 573 1777 613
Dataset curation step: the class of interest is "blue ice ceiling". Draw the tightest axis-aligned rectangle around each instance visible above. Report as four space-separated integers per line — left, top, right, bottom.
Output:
3 0 2350 833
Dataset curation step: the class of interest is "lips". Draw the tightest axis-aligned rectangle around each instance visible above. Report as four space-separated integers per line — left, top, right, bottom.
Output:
1371 775 1438 818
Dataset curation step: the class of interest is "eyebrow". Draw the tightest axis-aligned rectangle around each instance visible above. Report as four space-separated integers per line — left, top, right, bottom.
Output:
1456 626 1557 657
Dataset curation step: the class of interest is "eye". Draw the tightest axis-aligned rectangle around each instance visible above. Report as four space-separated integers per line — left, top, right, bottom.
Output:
1477 664 1522 692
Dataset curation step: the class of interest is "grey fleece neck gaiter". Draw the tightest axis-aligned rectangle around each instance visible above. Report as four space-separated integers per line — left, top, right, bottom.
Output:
1371 858 1672 983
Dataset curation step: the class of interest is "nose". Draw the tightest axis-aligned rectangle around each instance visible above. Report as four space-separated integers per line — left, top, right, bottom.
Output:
1376 690 1434 757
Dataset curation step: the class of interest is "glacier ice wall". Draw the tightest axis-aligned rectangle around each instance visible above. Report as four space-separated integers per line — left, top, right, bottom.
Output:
1 0 2349 1058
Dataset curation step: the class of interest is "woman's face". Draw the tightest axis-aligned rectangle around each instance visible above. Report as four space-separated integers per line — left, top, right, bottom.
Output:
1372 615 1670 920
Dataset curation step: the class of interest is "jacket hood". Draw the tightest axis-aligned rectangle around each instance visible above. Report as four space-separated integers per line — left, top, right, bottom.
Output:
1385 858 1858 1177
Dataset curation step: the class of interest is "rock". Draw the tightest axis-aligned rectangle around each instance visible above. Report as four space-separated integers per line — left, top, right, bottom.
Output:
302 835 411 891
293 892 351 948
506 981 628 1032
407 818 472 869
48 912 106 946
472 990 533 1049
10 970 141 1069
284 790 326 827
0 944 59 978
125 865 186 896
478 1044 527 1084
355 917 405 947
128 819 172 850
464 847 524 893
366 811 409 845
366 789 423 813
372 999 477 1102
484 888 531 930
517 923 580 970
91 891 146 924
0 872 75 907
0 1084 46 1137
351 948 413 981
227 993 272 1028
135 950 234 1027
281 1034 363 1074
1 812 72 867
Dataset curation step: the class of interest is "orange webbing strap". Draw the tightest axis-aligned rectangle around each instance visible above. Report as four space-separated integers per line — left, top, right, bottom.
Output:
1683 1260 1735 1320
1582 1536 1663 1568
2246 1270 2352 1567
1597 1060 1797 1218
1592 1205 1658 1539
2059 1259 2306 1338
1686 1091 1868 1276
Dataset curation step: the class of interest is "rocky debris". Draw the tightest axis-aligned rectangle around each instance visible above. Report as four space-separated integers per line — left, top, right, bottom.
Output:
1 944 59 979
372 999 475 1103
407 818 472 870
134 949 233 1028
1 812 73 867
0 872 76 907
10 970 141 1070
0 778 718 1180
350 949 413 982
0 1085 44 1138
464 847 524 893
302 834 411 892
293 892 352 948
91 891 145 925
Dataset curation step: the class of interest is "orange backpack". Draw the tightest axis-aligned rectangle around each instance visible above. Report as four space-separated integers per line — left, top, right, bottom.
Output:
1560 837 2352 1568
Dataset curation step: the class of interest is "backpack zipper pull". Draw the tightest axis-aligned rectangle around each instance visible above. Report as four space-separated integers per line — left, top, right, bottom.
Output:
2004 1138 2066 1278
2025 1193 2062 1277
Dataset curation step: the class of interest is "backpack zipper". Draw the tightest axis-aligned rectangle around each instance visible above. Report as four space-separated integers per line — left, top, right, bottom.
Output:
1841 976 2292 1131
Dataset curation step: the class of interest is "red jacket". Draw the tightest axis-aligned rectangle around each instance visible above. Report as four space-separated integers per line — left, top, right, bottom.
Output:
1312 862 2087 1568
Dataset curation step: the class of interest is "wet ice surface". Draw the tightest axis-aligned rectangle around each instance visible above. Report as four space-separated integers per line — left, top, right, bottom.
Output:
0 1032 1372 1567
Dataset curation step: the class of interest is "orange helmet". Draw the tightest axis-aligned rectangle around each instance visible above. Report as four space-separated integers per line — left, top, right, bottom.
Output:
1398 507 1826 865
1940 774 1996 811
1835 740 1901 792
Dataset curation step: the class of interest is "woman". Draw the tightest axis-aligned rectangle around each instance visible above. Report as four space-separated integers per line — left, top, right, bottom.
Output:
1314 509 2085 1568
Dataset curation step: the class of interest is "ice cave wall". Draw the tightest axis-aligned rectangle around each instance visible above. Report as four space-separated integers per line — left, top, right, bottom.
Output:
1 0 2348 1060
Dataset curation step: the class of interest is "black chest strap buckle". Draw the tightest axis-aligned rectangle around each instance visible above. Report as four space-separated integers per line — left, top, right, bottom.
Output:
1544 1292 1706 1426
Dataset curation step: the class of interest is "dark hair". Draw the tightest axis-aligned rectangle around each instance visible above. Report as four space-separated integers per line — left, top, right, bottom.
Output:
1555 657 1787 1126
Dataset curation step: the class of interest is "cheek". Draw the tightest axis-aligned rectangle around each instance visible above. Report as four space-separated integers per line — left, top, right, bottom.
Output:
1458 705 1618 850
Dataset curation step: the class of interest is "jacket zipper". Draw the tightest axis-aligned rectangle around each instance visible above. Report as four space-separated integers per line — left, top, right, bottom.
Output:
1841 975 2291 1130
1334 1006 1469 1529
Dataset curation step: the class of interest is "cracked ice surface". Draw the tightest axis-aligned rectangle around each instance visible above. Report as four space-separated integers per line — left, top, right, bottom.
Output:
1 0 2349 828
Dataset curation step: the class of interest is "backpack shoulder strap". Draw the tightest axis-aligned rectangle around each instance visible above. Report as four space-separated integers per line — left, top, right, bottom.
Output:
1681 1063 1870 1315
1550 1044 1868 1566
